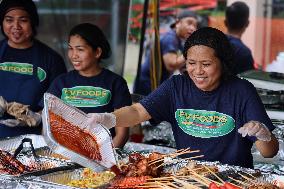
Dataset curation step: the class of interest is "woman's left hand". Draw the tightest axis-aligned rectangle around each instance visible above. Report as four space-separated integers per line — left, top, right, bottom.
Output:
238 121 272 141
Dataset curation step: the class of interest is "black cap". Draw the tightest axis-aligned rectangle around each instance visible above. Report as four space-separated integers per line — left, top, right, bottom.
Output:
170 9 198 28
69 23 112 60
0 0 39 37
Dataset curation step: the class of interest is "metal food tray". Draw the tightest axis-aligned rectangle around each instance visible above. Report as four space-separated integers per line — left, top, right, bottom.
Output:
36 168 110 189
0 134 47 152
42 93 117 172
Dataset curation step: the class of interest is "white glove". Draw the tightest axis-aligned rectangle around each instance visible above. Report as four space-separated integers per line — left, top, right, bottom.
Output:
86 113 116 130
0 110 41 127
238 121 272 141
0 96 7 117
0 119 25 127
21 110 41 127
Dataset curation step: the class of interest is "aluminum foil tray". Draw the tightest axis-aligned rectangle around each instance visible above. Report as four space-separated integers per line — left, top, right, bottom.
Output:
42 93 117 172
36 168 110 189
123 142 176 154
0 149 79 177
18 154 80 177
0 176 74 189
0 134 47 152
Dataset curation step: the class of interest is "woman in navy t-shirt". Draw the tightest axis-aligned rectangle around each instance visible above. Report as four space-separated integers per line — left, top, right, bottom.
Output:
0 0 66 138
87 27 279 168
45 23 131 148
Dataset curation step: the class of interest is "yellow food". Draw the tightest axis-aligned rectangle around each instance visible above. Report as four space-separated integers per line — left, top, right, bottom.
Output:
67 168 115 188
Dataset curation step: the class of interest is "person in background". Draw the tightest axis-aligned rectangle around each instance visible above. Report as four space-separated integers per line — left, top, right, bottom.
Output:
0 0 67 138
133 9 198 96
87 27 279 168
44 23 131 148
225 1 255 75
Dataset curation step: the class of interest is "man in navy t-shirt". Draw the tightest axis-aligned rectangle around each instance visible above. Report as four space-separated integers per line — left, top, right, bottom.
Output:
134 10 198 95
225 1 254 75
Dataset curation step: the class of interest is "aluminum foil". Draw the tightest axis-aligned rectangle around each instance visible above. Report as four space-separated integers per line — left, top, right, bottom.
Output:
0 175 74 189
35 168 110 189
0 134 47 152
42 93 117 172
142 121 176 148
123 142 176 154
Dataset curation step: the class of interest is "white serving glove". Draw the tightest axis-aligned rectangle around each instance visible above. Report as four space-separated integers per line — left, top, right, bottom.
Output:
0 96 7 117
0 110 41 127
238 120 272 141
20 110 41 127
86 113 116 130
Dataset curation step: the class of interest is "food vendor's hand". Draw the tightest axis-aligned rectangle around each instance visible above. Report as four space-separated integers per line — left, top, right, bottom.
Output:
6 102 29 118
21 110 41 127
0 119 25 127
0 111 41 127
87 113 116 129
238 121 271 141
0 96 7 117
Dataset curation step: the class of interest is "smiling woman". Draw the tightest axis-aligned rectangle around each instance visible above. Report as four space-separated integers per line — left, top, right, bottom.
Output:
42 23 132 148
87 27 279 169
0 0 67 138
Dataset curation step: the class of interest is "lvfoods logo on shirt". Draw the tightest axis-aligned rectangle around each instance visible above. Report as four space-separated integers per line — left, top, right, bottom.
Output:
61 86 111 107
175 109 235 138
0 62 46 81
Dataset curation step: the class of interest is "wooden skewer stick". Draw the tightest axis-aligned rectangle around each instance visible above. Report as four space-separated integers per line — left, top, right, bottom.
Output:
186 167 222 186
173 177 202 189
147 148 188 164
155 181 177 189
148 148 198 166
147 177 173 181
156 154 205 169
228 176 250 187
237 172 258 184
203 165 225 184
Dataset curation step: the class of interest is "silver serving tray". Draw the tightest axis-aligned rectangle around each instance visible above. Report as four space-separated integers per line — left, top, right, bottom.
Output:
42 93 117 172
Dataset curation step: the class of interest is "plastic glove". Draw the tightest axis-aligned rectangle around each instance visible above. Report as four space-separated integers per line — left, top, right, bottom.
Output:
0 96 7 117
238 121 272 141
6 102 29 118
86 113 116 130
18 110 41 127
0 119 25 127
6 102 41 127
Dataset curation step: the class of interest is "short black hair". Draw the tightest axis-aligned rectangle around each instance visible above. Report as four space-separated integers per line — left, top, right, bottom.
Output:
69 23 111 60
225 1 249 30
0 0 39 37
183 27 235 80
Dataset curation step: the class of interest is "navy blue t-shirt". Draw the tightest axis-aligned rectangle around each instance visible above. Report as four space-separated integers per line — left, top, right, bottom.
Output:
44 69 132 136
0 39 67 111
134 29 183 95
0 39 66 138
140 75 274 168
227 35 254 75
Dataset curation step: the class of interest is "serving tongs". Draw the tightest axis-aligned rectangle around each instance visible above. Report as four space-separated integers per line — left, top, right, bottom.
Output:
13 138 38 158
13 138 40 162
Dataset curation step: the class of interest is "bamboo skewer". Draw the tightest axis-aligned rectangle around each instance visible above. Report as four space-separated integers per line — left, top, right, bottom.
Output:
172 177 202 189
203 165 225 184
148 148 196 166
228 176 250 187
156 154 205 169
237 172 258 184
